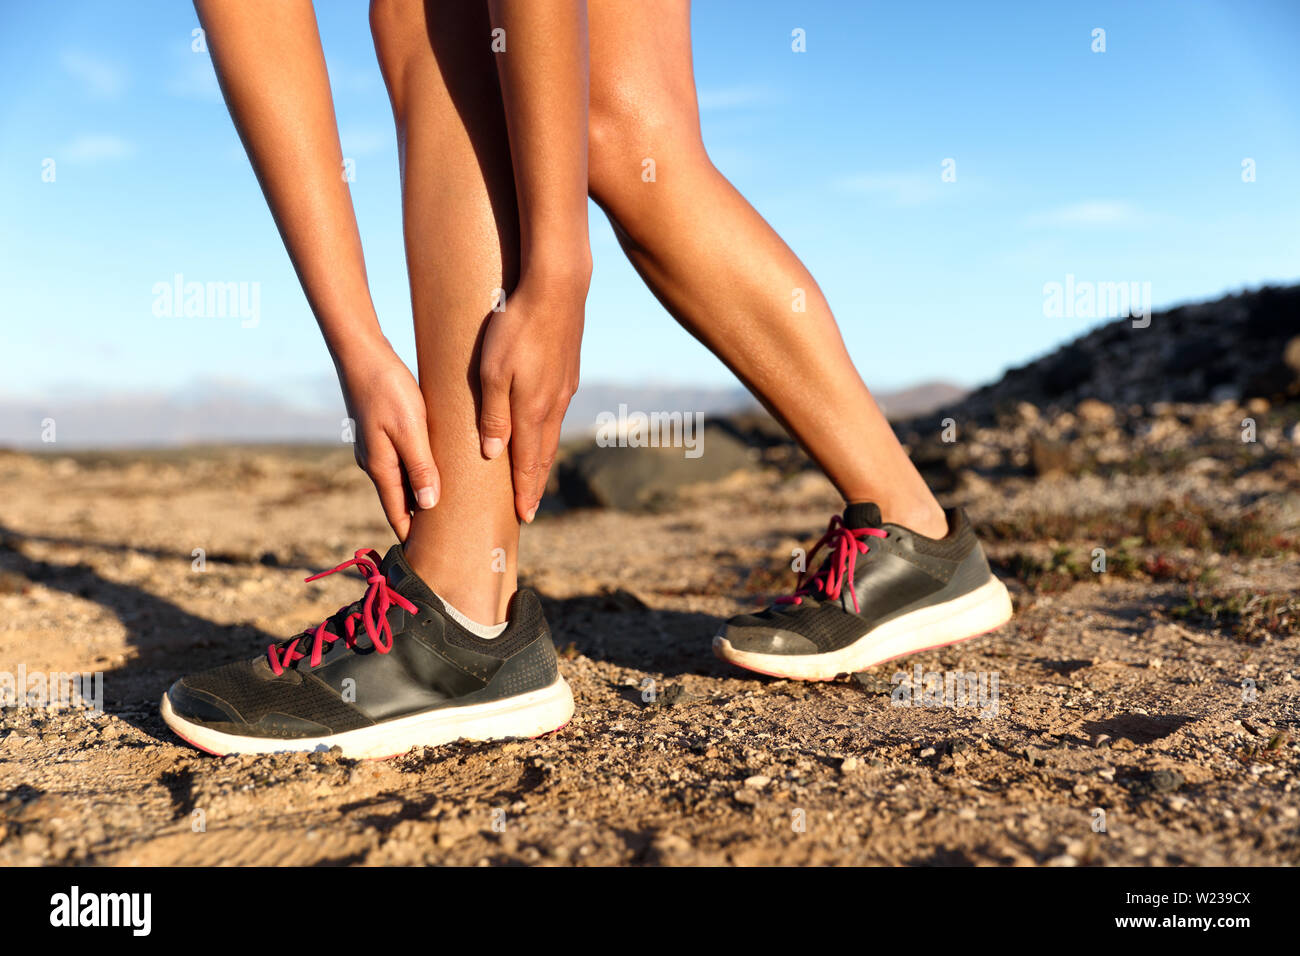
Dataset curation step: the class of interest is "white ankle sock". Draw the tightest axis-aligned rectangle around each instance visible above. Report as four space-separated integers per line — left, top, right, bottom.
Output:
436 593 508 639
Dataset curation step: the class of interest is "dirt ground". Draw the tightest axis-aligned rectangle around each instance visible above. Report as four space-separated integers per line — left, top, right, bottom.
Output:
1 438 1297 866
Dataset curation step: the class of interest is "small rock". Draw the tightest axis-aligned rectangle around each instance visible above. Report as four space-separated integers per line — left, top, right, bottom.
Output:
1245 397 1270 415
1030 437 1076 477
649 832 692 859
851 672 892 695
1076 398 1117 429
1128 768 1184 797
557 424 756 510
1150 770 1183 793
659 684 696 709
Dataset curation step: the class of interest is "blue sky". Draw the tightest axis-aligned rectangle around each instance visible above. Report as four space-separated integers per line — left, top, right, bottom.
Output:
2 0 1299 419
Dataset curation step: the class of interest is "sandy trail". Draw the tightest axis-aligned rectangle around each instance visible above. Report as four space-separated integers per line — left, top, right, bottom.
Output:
1 445 1297 865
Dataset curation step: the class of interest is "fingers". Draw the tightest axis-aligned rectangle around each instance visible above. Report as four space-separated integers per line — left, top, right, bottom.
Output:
389 418 440 511
479 360 512 461
511 406 564 524
362 421 436 543
367 452 412 542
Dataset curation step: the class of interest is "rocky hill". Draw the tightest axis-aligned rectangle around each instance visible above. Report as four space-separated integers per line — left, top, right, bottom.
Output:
918 284 1300 428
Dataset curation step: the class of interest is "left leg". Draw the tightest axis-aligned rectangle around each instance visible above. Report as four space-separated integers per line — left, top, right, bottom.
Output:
585 1 1012 680
585 0 946 539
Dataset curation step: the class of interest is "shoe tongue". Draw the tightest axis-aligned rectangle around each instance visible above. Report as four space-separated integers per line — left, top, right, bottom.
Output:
842 501 883 529
380 545 439 606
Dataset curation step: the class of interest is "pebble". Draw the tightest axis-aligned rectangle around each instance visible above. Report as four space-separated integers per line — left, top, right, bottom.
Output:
1149 769 1184 793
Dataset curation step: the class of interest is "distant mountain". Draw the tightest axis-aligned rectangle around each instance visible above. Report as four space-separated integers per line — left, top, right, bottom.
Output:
0 382 759 449
873 381 969 420
0 376 970 449
558 384 753 437
0 382 349 449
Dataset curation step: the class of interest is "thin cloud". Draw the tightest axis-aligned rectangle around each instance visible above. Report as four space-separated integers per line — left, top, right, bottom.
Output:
1023 200 1146 228
61 135 136 163
834 171 944 206
61 50 127 99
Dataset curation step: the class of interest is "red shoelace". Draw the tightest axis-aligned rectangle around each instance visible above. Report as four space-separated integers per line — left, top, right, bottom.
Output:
267 548 418 675
775 515 887 614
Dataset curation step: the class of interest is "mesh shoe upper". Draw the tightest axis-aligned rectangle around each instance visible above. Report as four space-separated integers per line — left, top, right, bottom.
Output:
167 545 558 739
723 504 993 655
175 659 372 735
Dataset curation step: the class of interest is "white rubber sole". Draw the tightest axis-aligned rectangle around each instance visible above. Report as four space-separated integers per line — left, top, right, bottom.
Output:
714 578 1013 681
161 676 575 759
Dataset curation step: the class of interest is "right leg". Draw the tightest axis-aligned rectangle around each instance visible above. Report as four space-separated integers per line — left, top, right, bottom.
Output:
584 2 1011 681
371 0 520 624
585 0 946 539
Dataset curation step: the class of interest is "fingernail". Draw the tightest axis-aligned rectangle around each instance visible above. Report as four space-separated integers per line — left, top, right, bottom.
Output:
525 505 537 523
483 437 504 460
416 486 437 509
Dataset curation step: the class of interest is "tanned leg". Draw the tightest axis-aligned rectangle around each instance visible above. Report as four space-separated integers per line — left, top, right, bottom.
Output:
371 0 521 621
585 0 946 538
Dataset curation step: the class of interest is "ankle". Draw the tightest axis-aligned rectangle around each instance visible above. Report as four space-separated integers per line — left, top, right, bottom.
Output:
402 544 515 624
426 577 514 625
877 498 948 540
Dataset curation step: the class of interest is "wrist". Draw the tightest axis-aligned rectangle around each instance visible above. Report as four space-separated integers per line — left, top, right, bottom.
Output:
329 325 397 379
519 234 592 291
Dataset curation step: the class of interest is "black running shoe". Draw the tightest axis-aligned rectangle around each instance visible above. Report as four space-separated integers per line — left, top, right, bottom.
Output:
714 502 1012 680
161 546 573 758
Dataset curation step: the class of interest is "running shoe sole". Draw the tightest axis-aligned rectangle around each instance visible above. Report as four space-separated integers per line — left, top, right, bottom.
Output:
161 675 574 759
713 578 1013 681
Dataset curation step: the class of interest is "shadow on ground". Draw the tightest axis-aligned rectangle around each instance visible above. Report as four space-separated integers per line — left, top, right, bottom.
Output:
0 526 736 745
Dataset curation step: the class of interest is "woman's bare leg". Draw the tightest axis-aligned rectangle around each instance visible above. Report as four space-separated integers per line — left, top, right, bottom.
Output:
371 0 520 622
586 1 947 538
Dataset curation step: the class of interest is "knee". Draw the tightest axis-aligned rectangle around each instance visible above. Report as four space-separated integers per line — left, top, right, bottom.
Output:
368 0 402 53
587 86 710 213
369 0 421 86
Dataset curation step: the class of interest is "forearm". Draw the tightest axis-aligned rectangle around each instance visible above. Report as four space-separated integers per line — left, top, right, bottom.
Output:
195 0 385 367
487 0 592 284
